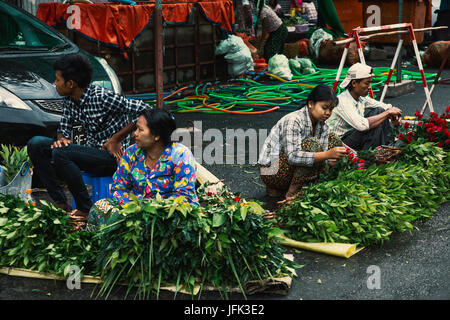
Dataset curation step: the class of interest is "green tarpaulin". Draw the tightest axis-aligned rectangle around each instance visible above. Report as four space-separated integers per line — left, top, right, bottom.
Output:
317 0 346 38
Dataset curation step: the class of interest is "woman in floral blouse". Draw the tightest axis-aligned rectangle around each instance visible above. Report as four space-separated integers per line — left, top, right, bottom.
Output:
84 108 198 231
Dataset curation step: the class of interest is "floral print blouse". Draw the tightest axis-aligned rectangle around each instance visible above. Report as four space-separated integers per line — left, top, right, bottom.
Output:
111 142 199 206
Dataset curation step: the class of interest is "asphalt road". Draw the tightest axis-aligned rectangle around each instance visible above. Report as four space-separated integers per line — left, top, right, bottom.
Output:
0 59 449 301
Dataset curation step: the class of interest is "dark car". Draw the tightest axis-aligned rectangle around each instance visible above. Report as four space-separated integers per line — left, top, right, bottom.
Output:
0 1 122 146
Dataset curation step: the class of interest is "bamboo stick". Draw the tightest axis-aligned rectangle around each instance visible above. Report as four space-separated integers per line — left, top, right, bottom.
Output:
195 160 225 190
0 255 296 295
0 267 102 284
334 26 448 45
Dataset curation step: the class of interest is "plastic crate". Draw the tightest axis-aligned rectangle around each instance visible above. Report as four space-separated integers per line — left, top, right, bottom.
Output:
72 172 113 209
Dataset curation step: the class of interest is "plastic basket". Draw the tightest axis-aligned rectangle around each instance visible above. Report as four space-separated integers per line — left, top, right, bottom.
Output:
0 165 5 187
375 145 402 165
0 162 32 201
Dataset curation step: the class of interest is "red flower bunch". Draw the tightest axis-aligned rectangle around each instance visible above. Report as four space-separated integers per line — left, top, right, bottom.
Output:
322 145 372 180
397 109 450 149
344 146 366 170
415 110 423 120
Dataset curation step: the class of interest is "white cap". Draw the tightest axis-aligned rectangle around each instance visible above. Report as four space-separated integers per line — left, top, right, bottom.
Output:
340 63 374 89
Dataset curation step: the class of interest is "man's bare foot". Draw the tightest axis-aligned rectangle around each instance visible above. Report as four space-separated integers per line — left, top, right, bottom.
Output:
275 194 298 206
68 209 88 219
68 209 89 232
286 181 302 199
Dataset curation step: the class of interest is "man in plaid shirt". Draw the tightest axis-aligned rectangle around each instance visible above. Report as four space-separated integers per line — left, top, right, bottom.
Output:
27 53 152 221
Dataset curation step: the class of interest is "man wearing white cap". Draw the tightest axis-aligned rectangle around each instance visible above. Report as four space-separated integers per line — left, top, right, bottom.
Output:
326 63 403 150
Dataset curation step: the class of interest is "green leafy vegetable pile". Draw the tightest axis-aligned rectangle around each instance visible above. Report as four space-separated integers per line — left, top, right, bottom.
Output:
0 186 297 299
283 15 309 26
0 196 98 276
276 140 450 246
94 186 297 299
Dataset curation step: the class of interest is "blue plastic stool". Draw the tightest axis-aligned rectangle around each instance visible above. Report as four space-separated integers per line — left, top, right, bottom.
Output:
72 172 113 209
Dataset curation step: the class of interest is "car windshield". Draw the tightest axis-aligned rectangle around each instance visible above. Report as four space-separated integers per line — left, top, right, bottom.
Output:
0 2 67 52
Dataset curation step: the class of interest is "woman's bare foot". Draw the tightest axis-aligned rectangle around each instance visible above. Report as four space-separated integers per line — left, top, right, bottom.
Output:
285 182 302 199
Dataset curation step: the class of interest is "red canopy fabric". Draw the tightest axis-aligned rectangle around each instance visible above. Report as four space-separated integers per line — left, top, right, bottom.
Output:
36 1 234 52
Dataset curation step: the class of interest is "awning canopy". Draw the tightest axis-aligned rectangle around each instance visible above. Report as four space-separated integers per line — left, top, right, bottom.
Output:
36 1 234 52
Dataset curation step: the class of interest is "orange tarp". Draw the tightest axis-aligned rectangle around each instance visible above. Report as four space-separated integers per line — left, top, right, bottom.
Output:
36 1 234 51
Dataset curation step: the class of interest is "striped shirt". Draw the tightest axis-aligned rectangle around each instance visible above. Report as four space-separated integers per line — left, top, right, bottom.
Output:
326 89 393 138
258 106 329 168
58 85 151 150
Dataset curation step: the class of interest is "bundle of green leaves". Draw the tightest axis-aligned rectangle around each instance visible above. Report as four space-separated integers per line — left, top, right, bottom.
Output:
0 144 30 185
0 185 298 299
277 140 450 246
283 15 309 26
0 195 98 277
93 186 298 300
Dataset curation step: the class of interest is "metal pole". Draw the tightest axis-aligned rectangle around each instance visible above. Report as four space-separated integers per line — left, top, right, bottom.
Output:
396 0 403 83
333 31 352 92
354 31 374 99
155 0 164 109
380 38 404 102
421 46 450 113
408 24 434 113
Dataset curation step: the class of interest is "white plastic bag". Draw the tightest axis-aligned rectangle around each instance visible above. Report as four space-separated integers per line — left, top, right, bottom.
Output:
296 57 313 69
216 35 243 55
309 28 333 59
216 35 254 76
288 59 302 74
268 54 292 80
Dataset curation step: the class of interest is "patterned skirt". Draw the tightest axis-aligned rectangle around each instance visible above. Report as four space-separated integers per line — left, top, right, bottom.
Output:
84 198 120 232
259 132 342 192
264 23 288 63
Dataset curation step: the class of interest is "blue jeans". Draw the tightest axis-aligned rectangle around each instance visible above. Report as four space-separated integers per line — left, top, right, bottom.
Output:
27 136 117 212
